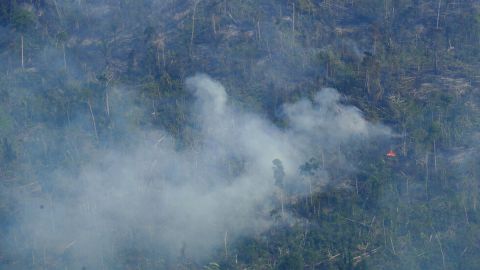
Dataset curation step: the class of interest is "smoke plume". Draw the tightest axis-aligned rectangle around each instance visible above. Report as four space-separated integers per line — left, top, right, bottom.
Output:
2 74 390 268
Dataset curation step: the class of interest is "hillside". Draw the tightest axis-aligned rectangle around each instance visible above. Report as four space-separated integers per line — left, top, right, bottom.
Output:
1 1 480 269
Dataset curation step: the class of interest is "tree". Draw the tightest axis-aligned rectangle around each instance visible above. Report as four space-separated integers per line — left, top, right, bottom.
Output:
12 8 34 69
276 252 304 270
273 158 286 216
273 158 285 188
56 30 69 71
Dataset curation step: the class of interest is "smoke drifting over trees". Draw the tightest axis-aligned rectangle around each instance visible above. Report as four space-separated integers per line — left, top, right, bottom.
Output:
3 74 389 268
0 0 479 269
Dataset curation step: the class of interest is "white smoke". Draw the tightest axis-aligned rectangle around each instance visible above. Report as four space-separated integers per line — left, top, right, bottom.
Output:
5 74 390 268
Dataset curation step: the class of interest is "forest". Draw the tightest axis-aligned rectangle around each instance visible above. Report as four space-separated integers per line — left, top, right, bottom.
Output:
0 0 479 269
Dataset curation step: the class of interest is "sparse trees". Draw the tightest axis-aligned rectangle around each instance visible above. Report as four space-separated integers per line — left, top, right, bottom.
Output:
0 0 480 269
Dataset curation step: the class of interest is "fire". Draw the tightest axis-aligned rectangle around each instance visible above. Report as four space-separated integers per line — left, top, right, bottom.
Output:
386 150 396 158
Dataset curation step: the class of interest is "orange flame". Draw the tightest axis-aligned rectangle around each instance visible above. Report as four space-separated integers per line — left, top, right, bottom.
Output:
386 150 396 157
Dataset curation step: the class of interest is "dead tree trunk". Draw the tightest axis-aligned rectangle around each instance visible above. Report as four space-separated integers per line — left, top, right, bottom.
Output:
436 0 441 29
87 100 99 141
21 34 24 70
190 0 200 56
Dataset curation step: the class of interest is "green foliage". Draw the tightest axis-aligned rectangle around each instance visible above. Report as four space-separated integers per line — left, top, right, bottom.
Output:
1 0 480 269
276 252 304 270
0 108 12 138
11 8 34 33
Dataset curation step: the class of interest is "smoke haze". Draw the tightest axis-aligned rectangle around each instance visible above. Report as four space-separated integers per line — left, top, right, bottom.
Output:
2 74 390 268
